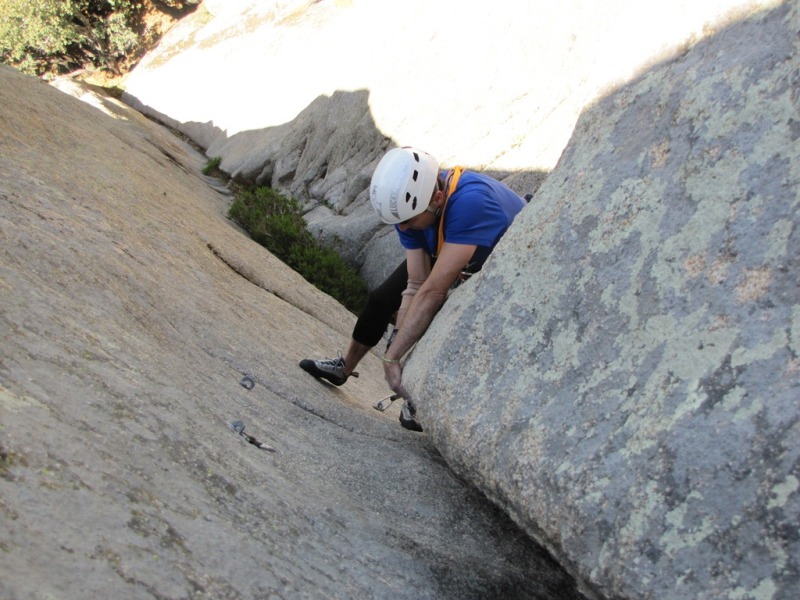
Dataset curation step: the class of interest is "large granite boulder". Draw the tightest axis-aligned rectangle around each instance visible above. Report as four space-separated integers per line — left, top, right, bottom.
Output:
0 65 585 600
406 3 799 599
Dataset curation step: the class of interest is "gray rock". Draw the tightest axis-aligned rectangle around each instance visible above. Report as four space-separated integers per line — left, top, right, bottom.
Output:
406 4 799 599
304 203 384 269
200 89 397 289
0 65 585 600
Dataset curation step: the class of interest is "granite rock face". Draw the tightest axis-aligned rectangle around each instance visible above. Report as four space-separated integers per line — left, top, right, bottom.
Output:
406 3 799 599
0 66 585 600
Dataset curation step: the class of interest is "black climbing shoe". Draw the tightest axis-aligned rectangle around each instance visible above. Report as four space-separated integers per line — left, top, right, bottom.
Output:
299 355 357 386
399 400 423 432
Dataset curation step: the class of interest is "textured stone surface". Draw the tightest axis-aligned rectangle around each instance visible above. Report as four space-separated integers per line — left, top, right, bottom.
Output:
0 66 584 600
121 0 753 289
406 3 799 599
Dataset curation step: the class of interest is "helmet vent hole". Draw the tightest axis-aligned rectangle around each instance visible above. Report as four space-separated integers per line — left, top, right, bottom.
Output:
405 192 411 203
412 170 419 182
413 152 420 162
412 197 418 209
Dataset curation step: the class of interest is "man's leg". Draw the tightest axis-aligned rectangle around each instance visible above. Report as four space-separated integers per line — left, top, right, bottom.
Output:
300 261 408 385
350 260 408 356
342 339 372 377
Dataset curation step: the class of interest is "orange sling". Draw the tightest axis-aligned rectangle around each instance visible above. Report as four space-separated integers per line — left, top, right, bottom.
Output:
435 166 464 257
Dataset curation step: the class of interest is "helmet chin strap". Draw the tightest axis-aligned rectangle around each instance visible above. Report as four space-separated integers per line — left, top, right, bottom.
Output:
425 205 441 217
425 183 444 217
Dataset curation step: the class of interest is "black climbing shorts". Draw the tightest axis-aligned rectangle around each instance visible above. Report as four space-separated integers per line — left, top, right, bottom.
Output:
352 261 408 347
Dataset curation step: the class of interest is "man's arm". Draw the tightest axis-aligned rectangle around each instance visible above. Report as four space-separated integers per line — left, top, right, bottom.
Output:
394 248 431 332
384 242 476 388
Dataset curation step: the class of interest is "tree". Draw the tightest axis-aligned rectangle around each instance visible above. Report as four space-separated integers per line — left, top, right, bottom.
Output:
0 1 196 78
0 0 79 75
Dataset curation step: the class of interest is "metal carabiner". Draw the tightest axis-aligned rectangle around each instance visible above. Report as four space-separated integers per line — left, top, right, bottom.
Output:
373 393 401 412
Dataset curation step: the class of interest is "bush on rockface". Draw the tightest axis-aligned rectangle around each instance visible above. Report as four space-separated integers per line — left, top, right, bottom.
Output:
228 185 368 315
201 156 223 177
0 0 198 78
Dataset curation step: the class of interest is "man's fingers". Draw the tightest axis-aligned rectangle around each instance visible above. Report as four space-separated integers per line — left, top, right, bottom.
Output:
383 363 405 395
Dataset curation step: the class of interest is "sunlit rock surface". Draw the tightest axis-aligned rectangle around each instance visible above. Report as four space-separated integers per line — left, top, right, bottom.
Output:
0 65 585 600
122 0 761 289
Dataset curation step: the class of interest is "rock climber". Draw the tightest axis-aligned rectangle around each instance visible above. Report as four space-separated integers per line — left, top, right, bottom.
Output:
299 146 526 428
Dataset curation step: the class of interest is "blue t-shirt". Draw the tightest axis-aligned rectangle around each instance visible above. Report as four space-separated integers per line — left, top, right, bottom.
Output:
395 170 525 270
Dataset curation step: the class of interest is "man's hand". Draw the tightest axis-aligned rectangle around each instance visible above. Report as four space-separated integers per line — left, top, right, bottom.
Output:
383 360 408 397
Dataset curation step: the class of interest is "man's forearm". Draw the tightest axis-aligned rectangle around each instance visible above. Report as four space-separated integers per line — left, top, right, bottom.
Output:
384 288 447 360
395 278 424 331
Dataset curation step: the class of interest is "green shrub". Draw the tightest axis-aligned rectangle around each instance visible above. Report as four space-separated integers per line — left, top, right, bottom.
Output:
228 186 368 314
0 0 197 78
202 156 223 176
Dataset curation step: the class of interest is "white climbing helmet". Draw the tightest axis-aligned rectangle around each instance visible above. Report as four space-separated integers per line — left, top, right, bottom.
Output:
369 147 439 224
